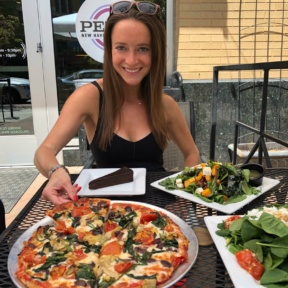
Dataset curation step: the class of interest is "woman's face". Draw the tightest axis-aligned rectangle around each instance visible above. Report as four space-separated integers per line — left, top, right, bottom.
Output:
111 19 152 87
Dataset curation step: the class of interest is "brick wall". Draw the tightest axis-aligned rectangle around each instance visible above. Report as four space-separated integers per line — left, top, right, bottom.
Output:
175 0 288 81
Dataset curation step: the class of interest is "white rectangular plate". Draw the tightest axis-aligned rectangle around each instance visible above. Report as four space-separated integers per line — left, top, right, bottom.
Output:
150 173 279 214
76 168 146 196
204 215 265 288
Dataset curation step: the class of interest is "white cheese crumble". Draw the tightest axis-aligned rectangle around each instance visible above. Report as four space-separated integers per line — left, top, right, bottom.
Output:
247 206 288 226
202 167 212 176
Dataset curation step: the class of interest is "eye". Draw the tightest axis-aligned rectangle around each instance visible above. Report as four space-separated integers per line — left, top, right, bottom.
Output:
115 45 127 51
138 47 149 52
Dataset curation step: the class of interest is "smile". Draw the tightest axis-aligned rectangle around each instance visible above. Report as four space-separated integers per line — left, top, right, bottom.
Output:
124 68 141 73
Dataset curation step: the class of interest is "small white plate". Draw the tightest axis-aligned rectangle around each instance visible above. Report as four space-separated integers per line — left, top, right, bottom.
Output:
204 215 265 288
76 168 146 196
151 173 279 214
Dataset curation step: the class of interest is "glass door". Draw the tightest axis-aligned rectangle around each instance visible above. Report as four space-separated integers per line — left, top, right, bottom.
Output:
0 0 40 165
0 0 63 166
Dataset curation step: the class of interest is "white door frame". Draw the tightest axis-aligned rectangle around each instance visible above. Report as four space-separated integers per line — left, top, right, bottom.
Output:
0 0 64 166
0 0 42 166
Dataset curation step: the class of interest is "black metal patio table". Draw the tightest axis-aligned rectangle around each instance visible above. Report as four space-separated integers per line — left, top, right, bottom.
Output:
0 169 287 288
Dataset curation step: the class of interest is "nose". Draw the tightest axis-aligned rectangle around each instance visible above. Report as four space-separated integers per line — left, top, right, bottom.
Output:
125 50 138 66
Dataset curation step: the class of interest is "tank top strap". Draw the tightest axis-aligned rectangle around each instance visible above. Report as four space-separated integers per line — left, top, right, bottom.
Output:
91 81 103 108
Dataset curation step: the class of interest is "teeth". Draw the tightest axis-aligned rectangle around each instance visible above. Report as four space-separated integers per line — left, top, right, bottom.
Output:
125 68 140 73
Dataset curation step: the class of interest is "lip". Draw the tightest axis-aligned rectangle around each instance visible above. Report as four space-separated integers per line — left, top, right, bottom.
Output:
124 67 141 73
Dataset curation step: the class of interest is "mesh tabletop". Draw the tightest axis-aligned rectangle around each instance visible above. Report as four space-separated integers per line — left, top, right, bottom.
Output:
0 169 287 288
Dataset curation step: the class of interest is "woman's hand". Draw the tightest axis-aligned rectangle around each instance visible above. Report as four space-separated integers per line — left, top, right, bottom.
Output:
41 169 81 205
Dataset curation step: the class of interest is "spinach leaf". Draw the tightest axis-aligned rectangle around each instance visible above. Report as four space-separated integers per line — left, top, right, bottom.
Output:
279 261 288 273
159 177 177 190
126 273 157 280
124 227 137 255
152 213 167 229
85 244 101 254
34 255 67 271
260 268 288 285
194 193 214 203
164 238 179 248
228 243 243 254
263 253 284 271
76 263 96 281
230 217 244 232
53 212 63 220
244 239 264 262
215 229 231 237
72 216 81 228
259 213 288 237
241 180 253 195
98 279 116 288
224 194 246 204
260 235 288 258
137 251 152 264
119 211 137 228
241 219 262 242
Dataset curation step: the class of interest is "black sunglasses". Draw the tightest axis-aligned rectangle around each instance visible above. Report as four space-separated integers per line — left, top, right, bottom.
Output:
110 1 160 16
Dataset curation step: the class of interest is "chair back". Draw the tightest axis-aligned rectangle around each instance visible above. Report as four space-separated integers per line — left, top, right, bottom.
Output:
0 199 6 234
163 101 196 171
78 125 93 167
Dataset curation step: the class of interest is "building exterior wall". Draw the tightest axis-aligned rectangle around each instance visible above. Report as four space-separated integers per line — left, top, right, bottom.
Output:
175 0 288 81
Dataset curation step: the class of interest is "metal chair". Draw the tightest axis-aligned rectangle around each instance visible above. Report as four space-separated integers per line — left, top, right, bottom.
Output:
0 199 6 234
0 93 5 122
163 71 186 102
163 101 196 171
0 78 9 122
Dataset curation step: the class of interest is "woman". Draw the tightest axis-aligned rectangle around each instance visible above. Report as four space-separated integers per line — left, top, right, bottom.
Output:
34 1 200 205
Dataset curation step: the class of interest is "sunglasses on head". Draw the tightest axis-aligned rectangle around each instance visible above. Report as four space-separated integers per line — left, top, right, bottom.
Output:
110 1 160 16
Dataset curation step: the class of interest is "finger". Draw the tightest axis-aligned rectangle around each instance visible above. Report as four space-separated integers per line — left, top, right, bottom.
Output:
65 184 80 202
42 186 69 205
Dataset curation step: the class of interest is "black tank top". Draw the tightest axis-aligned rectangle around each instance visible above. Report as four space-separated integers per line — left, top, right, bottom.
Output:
90 81 165 172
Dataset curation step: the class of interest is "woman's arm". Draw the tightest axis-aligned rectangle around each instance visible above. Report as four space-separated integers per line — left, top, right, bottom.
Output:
164 95 201 168
34 82 101 204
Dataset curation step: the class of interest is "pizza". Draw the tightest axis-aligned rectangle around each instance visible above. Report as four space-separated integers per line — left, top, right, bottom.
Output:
16 198 190 288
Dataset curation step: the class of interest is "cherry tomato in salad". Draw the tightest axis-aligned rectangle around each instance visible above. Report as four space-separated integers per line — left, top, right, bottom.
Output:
235 249 264 280
224 215 241 229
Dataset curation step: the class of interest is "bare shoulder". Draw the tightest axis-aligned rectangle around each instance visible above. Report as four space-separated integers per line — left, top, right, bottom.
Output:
63 79 103 113
70 79 103 101
162 93 181 120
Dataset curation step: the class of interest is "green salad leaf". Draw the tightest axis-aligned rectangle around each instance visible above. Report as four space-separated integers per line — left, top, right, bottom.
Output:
159 161 261 205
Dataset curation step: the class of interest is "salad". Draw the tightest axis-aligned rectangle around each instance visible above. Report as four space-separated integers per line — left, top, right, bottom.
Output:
159 161 261 205
216 205 288 287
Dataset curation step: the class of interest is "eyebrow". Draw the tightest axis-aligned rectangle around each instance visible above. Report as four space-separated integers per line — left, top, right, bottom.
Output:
113 42 151 47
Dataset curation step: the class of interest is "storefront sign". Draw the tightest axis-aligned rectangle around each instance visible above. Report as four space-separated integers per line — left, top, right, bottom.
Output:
0 43 26 59
76 0 117 63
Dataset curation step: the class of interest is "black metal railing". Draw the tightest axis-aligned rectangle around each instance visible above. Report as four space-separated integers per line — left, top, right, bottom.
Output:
210 60 288 167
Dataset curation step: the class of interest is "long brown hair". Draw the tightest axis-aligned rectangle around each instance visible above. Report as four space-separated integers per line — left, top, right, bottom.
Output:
99 6 168 150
